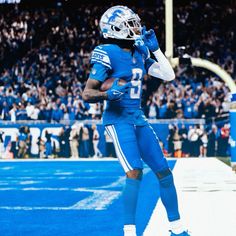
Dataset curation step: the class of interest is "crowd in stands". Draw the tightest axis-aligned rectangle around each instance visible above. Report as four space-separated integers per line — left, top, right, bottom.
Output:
143 74 231 120
0 1 235 123
0 122 230 159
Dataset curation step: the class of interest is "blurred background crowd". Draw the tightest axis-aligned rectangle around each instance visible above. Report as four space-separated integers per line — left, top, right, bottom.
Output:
0 0 235 122
0 0 235 157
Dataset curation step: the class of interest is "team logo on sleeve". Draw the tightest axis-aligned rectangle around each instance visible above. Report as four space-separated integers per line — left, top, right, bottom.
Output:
91 48 111 69
91 68 97 75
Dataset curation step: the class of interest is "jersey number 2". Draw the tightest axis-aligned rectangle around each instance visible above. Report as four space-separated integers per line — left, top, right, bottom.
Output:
130 68 142 99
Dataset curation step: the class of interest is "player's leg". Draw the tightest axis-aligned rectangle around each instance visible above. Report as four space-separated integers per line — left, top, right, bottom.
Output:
136 124 189 235
106 124 143 236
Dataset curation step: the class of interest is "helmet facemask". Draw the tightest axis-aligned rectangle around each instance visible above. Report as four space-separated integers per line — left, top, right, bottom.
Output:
123 17 142 39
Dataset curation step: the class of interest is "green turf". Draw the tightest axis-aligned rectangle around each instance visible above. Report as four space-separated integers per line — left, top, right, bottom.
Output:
217 157 231 166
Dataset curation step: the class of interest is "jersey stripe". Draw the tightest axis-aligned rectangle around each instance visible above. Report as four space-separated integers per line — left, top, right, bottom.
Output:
91 58 112 69
91 48 111 68
93 48 109 55
105 125 132 172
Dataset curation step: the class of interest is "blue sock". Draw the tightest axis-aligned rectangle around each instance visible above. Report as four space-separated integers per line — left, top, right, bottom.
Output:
122 178 141 225
159 173 180 222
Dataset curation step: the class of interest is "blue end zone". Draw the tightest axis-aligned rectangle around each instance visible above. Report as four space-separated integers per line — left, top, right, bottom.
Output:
0 160 176 236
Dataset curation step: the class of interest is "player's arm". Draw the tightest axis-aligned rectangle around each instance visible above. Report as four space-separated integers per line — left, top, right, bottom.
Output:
82 63 131 103
82 78 108 103
144 57 175 81
147 50 175 81
82 46 111 103
83 46 132 103
135 28 175 81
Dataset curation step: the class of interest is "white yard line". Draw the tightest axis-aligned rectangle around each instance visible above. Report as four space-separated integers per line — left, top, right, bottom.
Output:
143 158 236 236
70 190 121 210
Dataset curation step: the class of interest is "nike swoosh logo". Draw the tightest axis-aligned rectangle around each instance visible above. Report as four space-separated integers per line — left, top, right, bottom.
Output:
112 90 123 95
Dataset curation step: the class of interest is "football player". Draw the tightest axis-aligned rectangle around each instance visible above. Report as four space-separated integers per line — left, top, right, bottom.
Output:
82 5 190 236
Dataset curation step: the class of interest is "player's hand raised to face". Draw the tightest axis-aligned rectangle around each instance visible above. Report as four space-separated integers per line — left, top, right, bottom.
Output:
134 37 150 60
142 26 159 52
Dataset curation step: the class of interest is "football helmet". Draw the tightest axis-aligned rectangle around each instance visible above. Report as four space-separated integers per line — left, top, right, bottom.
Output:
99 5 142 40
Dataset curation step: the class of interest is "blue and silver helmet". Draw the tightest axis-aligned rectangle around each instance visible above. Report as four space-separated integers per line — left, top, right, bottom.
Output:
99 5 142 40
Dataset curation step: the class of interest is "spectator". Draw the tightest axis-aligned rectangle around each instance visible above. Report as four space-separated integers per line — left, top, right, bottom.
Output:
87 103 102 120
9 103 17 122
199 125 208 157
69 124 80 159
31 105 40 120
25 102 35 120
37 137 45 159
16 103 28 120
173 126 182 158
167 124 175 156
51 104 63 123
0 101 9 120
104 129 116 158
217 124 230 157
144 96 159 119
24 126 31 157
0 131 4 158
188 125 201 157
179 124 189 157
207 124 218 157
58 127 70 158
183 100 195 119
17 126 28 158
9 129 19 158
44 130 52 159
91 124 102 158
79 125 90 158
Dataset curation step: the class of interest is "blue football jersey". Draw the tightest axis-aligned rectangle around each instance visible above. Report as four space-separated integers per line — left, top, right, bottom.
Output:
89 44 154 125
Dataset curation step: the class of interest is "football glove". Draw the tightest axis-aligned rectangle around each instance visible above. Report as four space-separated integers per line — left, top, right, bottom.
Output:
106 79 131 101
134 37 150 60
142 26 159 52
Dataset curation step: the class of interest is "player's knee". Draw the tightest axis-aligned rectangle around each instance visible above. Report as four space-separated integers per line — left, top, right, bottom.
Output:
156 168 172 179
156 168 174 187
126 169 143 180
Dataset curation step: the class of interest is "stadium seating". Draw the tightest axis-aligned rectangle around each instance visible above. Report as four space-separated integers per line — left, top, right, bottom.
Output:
0 2 235 122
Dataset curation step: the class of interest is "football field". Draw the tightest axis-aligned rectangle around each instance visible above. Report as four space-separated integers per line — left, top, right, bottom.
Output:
0 158 235 236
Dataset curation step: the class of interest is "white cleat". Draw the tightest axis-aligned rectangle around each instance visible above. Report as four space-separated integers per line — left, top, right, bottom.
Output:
124 225 137 236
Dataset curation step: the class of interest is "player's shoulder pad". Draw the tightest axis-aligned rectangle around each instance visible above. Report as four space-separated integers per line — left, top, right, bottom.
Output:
90 44 115 69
